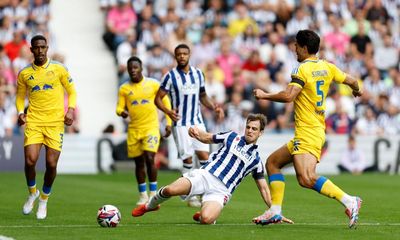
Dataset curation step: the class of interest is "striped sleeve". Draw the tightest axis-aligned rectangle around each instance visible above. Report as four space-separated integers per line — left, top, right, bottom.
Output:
160 72 171 92
197 69 206 93
212 131 233 144
251 154 265 180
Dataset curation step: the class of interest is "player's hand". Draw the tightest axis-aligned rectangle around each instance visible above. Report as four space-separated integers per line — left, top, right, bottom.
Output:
164 125 172 138
17 113 26 126
253 89 266 100
64 108 74 126
168 109 180 122
188 126 200 139
352 89 362 98
214 105 224 121
281 215 294 224
120 110 129 118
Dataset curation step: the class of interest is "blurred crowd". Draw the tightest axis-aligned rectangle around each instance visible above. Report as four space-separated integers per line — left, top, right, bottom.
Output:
0 0 79 138
101 0 400 136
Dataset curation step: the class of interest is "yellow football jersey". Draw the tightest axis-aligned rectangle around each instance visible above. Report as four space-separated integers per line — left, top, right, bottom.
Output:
289 57 346 129
16 59 77 126
116 77 172 130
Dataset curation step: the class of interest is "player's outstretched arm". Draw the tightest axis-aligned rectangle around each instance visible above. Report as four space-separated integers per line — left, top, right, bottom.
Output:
188 126 213 144
343 75 362 98
253 85 301 103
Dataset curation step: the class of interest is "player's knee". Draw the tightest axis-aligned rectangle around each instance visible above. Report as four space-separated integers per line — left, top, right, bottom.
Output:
25 155 38 167
161 186 174 197
200 214 216 224
46 160 58 169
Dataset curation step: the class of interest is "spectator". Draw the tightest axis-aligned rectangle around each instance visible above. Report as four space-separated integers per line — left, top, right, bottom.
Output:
354 106 383 135
373 33 399 75
337 135 367 175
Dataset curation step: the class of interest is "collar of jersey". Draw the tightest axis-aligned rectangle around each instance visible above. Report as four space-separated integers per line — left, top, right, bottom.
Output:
176 66 192 75
32 58 50 70
302 56 319 63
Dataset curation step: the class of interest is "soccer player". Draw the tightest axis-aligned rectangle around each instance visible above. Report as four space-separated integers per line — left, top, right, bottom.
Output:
132 113 293 224
252 30 362 228
154 44 224 207
16 35 77 220
116 56 172 205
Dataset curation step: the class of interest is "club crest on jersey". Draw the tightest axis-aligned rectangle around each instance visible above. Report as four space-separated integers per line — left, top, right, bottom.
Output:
28 75 34 80
128 91 133 96
46 71 55 78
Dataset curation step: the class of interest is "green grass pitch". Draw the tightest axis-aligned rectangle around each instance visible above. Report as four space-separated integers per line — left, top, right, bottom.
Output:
0 172 399 240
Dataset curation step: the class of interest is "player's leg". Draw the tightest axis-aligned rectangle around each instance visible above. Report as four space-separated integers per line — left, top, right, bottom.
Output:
127 129 148 204
36 145 61 219
253 144 293 225
22 143 42 215
142 130 161 198
143 151 157 197
133 155 148 204
172 126 194 173
266 144 293 214
293 153 362 228
194 124 210 167
195 201 222 224
132 177 192 217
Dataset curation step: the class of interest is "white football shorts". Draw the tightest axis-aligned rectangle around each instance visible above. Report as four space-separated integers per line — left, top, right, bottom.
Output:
183 169 231 207
172 124 210 160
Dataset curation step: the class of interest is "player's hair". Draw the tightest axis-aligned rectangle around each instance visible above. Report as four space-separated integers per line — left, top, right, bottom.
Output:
30 35 47 46
174 43 190 53
296 30 320 54
246 113 267 131
127 56 142 67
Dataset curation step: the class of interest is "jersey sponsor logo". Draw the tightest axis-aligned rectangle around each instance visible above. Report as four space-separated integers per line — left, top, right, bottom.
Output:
42 84 53 90
28 75 34 80
181 84 197 95
140 99 149 104
31 85 40 92
232 144 252 162
131 100 139 105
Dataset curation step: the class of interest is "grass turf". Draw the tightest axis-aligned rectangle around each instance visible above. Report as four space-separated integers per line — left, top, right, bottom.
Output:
0 172 399 240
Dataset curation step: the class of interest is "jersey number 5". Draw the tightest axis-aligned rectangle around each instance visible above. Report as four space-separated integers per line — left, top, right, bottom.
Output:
316 80 324 107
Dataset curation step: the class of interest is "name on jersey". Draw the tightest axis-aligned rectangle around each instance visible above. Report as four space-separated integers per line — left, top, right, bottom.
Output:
312 70 327 77
314 109 325 115
181 84 198 95
232 144 252 162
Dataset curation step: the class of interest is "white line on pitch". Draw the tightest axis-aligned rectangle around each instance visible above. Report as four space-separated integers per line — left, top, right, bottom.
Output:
1 222 400 228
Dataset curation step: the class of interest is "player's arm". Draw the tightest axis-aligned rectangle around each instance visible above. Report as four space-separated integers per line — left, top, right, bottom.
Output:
161 93 172 127
16 73 27 126
155 88 180 122
188 126 213 144
254 177 272 208
60 69 77 126
200 91 224 120
342 74 362 97
116 88 128 118
253 84 302 103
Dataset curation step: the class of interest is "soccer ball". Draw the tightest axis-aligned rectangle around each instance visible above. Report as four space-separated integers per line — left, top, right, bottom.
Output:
97 205 121 227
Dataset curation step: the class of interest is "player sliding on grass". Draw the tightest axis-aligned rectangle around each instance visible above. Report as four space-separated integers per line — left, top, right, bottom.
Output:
252 30 362 228
132 113 293 224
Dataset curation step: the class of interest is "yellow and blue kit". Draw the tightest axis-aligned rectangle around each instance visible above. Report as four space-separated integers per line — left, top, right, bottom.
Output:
116 77 171 157
16 59 77 151
288 57 346 160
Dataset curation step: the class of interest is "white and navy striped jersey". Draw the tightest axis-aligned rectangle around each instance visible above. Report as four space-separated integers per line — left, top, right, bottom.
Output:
202 131 265 194
160 66 205 126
